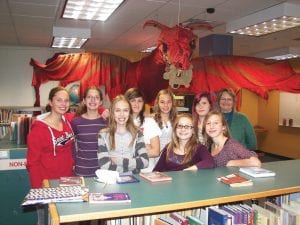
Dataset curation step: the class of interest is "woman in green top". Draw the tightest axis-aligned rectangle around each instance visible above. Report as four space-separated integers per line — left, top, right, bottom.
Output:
216 88 257 150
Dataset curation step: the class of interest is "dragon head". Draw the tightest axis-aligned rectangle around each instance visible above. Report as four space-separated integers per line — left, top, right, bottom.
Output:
144 20 212 70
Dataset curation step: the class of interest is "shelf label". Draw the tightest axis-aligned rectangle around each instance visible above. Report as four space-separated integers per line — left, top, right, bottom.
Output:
0 150 9 159
0 159 26 170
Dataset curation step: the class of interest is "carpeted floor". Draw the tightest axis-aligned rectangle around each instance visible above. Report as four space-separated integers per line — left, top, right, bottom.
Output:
256 150 292 163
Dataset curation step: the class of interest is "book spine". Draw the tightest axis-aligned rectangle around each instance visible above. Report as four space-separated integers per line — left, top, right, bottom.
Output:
169 212 188 225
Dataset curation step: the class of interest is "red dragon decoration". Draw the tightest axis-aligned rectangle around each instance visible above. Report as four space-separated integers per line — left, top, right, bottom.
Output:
125 20 300 103
30 20 300 106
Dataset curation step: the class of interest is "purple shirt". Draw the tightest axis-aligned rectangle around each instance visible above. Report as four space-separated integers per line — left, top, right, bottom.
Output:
153 144 215 172
213 138 258 167
71 116 107 176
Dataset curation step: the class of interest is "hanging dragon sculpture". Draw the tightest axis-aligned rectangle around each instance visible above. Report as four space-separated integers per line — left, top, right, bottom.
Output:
124 20 300 103
30 20 300 106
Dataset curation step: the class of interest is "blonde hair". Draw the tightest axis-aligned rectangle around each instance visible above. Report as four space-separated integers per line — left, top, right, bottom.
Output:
153 89 177 129
106 95 138 150
216 88 236 112
167 113 198 165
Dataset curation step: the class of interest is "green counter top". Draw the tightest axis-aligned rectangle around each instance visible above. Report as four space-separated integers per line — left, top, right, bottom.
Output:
48 159 300 224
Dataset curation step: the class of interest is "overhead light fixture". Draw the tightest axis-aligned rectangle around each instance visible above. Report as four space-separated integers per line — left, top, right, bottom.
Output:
52 27 91 49
62 0 124 21
252 47 300 60
267 54 299 60
52 37 87 49
141 46 156 53
226 3 300 36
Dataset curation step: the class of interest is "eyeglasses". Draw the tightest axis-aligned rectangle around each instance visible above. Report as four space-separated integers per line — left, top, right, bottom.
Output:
220 98 233 102
86 96 100 100
176 124 194 130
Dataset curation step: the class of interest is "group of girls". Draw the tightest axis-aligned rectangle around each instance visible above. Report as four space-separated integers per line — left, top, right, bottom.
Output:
26 86 261 189
25 85 261 225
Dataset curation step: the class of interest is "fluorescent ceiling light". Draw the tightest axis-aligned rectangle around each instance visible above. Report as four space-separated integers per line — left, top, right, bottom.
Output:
141 46 156 53
227 3 300 36
253 47 300 60
62 0 124 21
52 37 88 49
266 54 299 60
52 27 90 49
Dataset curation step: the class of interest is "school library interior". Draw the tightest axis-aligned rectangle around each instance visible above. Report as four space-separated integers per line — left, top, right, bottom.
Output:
1 1 300 225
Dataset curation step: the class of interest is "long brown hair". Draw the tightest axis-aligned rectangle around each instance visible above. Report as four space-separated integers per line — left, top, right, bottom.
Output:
124 87 145 125
203 111 231 148
167 113 198 165
106 95 138 150
192 92 214 140
75 86 103 116
153 89 177 129
45 86 69 112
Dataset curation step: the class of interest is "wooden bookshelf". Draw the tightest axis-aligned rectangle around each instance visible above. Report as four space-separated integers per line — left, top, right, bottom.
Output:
46 159 300 225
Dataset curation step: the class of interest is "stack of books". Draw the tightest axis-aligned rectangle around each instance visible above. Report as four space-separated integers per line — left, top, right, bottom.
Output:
22 185 89 206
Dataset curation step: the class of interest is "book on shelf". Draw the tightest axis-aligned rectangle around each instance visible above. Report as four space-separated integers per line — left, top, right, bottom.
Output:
208 207 230 225
88 192 131 204
154 216 181 225
239 167 276 178
264 201 285 225
139 171 172 183
59 176 85 187
217 173 253 187
116 175 139 184
252 203 278 225
187 215 205 225
169 212 188 225
21 186 89 206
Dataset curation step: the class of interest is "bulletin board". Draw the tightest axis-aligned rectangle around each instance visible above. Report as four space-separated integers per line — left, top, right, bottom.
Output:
278 92 300 128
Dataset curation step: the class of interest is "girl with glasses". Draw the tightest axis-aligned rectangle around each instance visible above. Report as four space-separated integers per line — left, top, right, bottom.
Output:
71 86 108 177
153 113 214 172
217 88 257 150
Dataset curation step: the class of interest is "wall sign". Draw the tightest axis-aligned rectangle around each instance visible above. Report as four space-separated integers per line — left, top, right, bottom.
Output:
279 92 300 128
0 159 26 170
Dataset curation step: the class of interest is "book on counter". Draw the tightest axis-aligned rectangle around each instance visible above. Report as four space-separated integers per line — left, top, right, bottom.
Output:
21 186 89 206
59 176 85 187
116 175 139 184
88 192 131 204
139 172 172 183
239 167 276 178
217 173 253 187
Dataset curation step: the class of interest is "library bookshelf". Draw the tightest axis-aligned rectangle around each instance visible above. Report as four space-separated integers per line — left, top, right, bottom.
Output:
45 159 300 225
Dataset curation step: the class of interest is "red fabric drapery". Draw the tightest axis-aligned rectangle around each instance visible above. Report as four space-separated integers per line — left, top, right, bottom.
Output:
31 52 300 107
188 56 300 98
30 52 129 106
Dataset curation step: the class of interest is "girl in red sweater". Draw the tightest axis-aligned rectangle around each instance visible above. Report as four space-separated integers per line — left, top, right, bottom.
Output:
27 86 74 188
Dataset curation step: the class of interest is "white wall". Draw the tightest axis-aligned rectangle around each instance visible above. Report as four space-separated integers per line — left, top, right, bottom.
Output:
0 46 81 107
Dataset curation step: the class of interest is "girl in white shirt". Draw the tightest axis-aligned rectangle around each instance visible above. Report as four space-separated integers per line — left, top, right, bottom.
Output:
125 88 161 172
153 89 177 153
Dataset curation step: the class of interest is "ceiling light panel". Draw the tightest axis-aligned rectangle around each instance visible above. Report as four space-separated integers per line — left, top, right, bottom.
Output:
63 0 124 21
52 37 88 49
227 3 300 36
